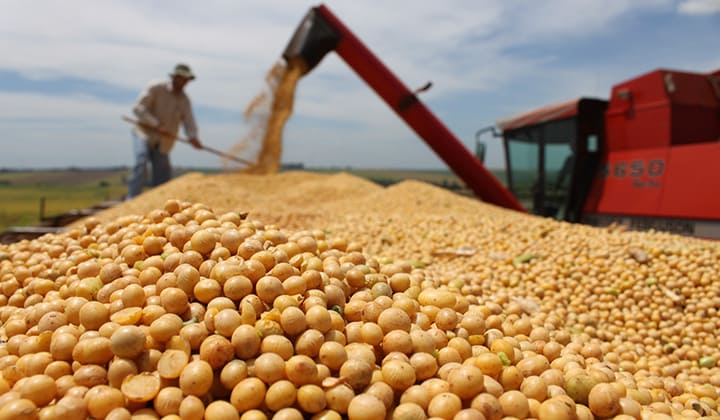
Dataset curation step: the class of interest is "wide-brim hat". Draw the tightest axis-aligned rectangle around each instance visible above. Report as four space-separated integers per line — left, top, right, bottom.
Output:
170 63 195 80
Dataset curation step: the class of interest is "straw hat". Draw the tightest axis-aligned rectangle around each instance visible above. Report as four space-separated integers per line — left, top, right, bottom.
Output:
170 63 195 80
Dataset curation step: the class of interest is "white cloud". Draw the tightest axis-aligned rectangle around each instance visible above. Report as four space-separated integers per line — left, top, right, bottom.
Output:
678 0 720 14
0 0 678 104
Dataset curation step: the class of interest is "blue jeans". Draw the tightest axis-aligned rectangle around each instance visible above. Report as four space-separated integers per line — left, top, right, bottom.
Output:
127 131 171 198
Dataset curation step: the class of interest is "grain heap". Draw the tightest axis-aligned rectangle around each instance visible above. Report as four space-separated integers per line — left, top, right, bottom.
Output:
1 171 719 420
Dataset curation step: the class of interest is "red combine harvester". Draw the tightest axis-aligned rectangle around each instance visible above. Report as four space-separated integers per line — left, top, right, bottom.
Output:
284 5 720 239
484 70 720 239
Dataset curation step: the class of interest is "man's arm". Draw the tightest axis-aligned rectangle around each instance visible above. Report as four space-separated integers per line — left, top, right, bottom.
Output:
132 84 160 127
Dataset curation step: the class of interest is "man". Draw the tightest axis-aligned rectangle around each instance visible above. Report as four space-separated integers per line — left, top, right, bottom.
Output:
127 63 203 199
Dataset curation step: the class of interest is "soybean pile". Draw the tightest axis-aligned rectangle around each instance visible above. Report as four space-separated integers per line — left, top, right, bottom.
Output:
1 171 719 420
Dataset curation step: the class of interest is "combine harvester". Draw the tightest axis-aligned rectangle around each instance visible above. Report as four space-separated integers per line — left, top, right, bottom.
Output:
480 70 720 239
282 4 720 239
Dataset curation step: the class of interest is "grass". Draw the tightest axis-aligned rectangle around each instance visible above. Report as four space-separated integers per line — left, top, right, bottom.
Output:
0 169 129 231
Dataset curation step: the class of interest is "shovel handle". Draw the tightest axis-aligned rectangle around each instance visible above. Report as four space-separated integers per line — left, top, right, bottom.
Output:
121 116 254 166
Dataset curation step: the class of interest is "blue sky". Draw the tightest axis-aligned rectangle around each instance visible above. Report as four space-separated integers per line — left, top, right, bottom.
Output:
0 0 718 170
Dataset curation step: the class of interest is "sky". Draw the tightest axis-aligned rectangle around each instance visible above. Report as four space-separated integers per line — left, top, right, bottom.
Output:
0 0 718 171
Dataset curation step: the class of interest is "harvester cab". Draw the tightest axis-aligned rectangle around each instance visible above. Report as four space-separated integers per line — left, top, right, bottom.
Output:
481 98 608 222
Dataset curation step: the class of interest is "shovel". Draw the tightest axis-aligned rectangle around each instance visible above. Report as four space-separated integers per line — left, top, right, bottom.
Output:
122 116 254 166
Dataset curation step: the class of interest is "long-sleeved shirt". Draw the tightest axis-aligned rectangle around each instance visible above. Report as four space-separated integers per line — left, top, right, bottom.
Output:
132 79 198 154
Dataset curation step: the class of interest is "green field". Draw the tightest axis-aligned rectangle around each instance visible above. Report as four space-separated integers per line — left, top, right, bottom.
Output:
0 169 129 231
0 167 507 232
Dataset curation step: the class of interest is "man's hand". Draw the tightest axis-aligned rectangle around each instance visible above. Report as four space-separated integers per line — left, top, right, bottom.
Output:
189 138 203 149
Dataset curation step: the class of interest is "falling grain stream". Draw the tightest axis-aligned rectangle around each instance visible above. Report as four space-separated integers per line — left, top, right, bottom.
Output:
224 57 308 174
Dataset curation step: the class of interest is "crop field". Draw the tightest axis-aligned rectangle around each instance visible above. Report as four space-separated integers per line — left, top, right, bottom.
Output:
0 169 129 231
0 167 506 231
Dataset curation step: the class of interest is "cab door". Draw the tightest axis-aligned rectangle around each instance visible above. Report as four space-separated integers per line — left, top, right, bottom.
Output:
504 119 576 219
